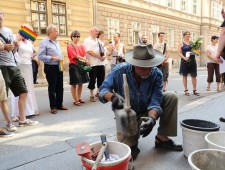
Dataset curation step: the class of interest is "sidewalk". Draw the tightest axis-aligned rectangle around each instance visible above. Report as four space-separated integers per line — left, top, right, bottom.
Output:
1 90 224 170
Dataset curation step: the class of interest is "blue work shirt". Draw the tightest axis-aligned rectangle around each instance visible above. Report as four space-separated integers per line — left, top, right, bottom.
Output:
38 37 62 65
99 63 163 118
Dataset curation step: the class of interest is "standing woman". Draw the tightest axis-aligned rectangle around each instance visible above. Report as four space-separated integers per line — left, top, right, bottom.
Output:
206 35 221 91
178 31 199 96
107 33 126 69
67 30 89 106
11 31 39 121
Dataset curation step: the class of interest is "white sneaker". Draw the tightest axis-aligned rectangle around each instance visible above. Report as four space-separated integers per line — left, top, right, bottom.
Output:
5 122 17 132
19 119 39 127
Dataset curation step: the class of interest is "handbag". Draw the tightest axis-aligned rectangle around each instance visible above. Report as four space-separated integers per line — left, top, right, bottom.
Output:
77 59 92 74
70 44 92 74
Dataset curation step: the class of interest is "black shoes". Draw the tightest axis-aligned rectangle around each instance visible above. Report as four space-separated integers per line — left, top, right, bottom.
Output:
220 117 225 122
155 136 183 151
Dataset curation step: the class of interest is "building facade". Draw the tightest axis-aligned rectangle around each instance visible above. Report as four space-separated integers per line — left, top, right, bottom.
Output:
0 0 225 69
96 0 225 67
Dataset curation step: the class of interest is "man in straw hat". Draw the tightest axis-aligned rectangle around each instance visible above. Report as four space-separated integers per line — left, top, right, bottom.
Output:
99 44 183 161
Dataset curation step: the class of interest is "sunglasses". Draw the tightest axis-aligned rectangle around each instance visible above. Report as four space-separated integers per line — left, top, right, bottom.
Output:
73 36 80 38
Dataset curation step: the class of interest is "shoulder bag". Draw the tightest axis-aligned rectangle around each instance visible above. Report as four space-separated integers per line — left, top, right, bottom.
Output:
71 44 92 74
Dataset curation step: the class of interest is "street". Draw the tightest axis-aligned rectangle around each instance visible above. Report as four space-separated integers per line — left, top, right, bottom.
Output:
0 68 225 170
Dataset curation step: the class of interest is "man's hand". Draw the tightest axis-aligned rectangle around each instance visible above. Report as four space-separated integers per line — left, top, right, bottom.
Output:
111 93 125 110
51 56 61 61
140 116 156 138
3 44 14 51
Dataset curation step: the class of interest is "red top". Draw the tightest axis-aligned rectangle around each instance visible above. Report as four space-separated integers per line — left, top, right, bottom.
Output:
67 44 86 65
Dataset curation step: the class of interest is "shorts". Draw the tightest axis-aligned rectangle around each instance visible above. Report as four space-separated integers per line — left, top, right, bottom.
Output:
0 70 7 101
0 66 27 97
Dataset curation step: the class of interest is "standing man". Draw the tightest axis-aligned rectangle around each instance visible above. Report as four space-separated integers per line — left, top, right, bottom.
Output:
0 40 14 137
141 35 148 44
38 24 68 114
154 32 170 92
83 27 105 102
0 9 38 127
99 44 182 162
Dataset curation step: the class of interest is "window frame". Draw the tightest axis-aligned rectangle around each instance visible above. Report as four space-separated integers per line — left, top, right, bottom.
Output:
167 28 174 48
128 22 142 45
181 0 186 12
107 18 120 42
51 2 67 36
192 0 198 15
30 0 48 35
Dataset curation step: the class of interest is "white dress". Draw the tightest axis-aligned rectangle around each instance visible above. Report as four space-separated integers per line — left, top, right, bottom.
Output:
11 40 38 117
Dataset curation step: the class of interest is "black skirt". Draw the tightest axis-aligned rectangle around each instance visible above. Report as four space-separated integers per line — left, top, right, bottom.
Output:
69 64 89 85
179 56 197 77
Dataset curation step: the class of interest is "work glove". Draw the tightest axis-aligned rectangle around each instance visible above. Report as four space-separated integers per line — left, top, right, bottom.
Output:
111 93 125 110
140 116 156 138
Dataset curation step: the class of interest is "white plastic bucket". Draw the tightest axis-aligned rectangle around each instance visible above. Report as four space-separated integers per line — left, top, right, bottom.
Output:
205 132 225 151
81 141 131 170
180 119 220 157
188 149 225 170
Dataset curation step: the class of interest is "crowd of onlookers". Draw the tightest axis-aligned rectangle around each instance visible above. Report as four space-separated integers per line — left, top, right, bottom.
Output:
1 7 224 138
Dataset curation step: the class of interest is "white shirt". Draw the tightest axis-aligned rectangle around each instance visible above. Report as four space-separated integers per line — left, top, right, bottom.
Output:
206 44 217 63
18 40 34 64
110 42 125 65
83 36 100 67
153 42 170 56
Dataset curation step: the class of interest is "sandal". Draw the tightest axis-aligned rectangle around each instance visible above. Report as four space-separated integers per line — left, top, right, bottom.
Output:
79 99 85 103
73 101 82 106
206 87 210 91
193 90 200 96
12 116 20 122
184 90 190 96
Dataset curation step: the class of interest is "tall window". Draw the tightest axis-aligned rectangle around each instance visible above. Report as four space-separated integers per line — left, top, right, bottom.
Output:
167 0 173 7
128 22 141 45
181 0 186 12
31 0 47 34
52 2 67 36
107 18 120 41
212 1 221 19
167 28 174 47
193 0 198 15
151 25 159 45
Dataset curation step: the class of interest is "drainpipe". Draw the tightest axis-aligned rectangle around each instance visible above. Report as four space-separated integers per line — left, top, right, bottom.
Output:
93 0 97 26
200 0 203 66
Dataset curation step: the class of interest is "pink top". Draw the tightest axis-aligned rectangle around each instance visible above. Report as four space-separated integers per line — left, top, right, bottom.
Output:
67 44 86 65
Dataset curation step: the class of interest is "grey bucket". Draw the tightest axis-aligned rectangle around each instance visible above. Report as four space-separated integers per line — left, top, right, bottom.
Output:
180 119 220 157
188 149 225 170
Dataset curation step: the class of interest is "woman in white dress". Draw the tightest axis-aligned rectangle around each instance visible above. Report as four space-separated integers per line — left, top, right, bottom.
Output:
11 34 38 121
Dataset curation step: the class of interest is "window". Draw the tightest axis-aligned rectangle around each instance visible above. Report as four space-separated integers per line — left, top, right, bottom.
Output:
212 1 221 19
167 28 174 47
107 18 120 42
31 0 47 34
31 1 67 35
128 22 141 45
52 3 67 36
192 32 198 41
151 25 159 45
193 0 198 15
181 0 186 12
167 0 173 7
